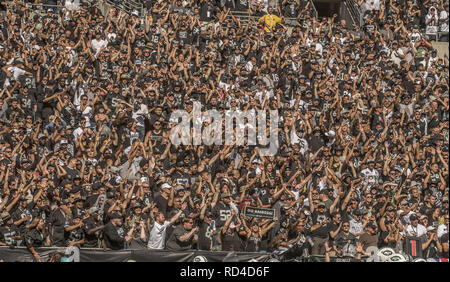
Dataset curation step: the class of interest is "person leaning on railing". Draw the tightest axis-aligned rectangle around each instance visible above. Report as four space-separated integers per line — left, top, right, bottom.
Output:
258 6 284 32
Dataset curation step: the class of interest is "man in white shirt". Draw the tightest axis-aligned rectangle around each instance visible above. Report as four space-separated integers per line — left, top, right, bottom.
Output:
390 41 405 67
147 203 186 250
90 32 108 57
426 7 440 37
405 214 427 238
360 159 379 188
439 2 449 36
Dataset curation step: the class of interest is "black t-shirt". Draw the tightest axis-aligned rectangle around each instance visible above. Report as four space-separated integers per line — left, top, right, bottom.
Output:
326 222 341 241
334 231 357 252
212 202 232 228
310 210 331 238
49 208 67 247
154 193 169 217
440 232 449 258
11 205 33 232
103 222 127 250
0 225 22 246
65 226 85 244
245 234 262 252
197 220 214 250
63 166 80 181
221 230 242 251
82 217 102 248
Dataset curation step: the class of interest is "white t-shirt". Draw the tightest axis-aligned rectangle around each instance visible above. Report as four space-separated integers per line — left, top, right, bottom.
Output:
406 224 427 237
390 48 404 67
437 224 448 238
440 10 449 32
361 168 379 186
147 221 171 249
7 66 25 80
73 127 83 143
91 39 108 55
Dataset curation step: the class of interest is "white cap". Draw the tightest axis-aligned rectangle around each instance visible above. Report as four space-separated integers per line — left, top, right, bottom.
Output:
131 10 139 16
325 130 335 137
161 183 171 190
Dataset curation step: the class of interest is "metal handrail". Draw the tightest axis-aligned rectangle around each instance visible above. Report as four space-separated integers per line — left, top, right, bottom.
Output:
309 0 318 19
346 0 363 27
104 0 144 17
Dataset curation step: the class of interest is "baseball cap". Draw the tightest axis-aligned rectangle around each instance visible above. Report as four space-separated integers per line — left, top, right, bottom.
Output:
426 226 436 232
174 185 185 192
110 213 122 219
409 214 418 221
221 193 231 199
88 207 99 215
161 183 171 190
353 210 362 216
1 212 11 222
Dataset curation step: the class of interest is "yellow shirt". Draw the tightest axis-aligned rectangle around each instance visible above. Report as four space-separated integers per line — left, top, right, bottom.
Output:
259 14 284 32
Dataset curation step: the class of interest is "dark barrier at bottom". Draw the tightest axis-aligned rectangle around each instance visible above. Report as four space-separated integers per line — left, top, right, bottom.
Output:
0 246 272 262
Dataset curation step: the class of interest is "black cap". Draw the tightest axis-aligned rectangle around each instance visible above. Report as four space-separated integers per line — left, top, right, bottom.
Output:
110 213 122 219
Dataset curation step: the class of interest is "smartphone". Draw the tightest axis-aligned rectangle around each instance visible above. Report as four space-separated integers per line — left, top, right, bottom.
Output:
210 220 216 230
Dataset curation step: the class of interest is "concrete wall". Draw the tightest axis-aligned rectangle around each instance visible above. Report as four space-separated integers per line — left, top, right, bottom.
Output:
432 42 449 59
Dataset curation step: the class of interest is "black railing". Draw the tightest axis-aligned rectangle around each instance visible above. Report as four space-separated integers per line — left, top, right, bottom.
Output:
346 0 363 27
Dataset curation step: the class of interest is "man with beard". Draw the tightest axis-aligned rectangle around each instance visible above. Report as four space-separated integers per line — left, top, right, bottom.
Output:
0 212 22 246
103 212 132 250
166 217 199 251
360 159 380 189
64 215 85 247
82 207 104 248
147 203 186 250
212 193 234 229
48 202 71 247
11 197 33 234
17 84 37 118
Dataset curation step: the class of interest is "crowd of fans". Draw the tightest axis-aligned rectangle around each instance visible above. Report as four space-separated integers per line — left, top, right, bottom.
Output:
357 0 449 41
0 0 448 262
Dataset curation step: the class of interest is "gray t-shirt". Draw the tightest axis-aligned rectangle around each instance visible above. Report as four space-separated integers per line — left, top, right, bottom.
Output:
166 224 195 251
